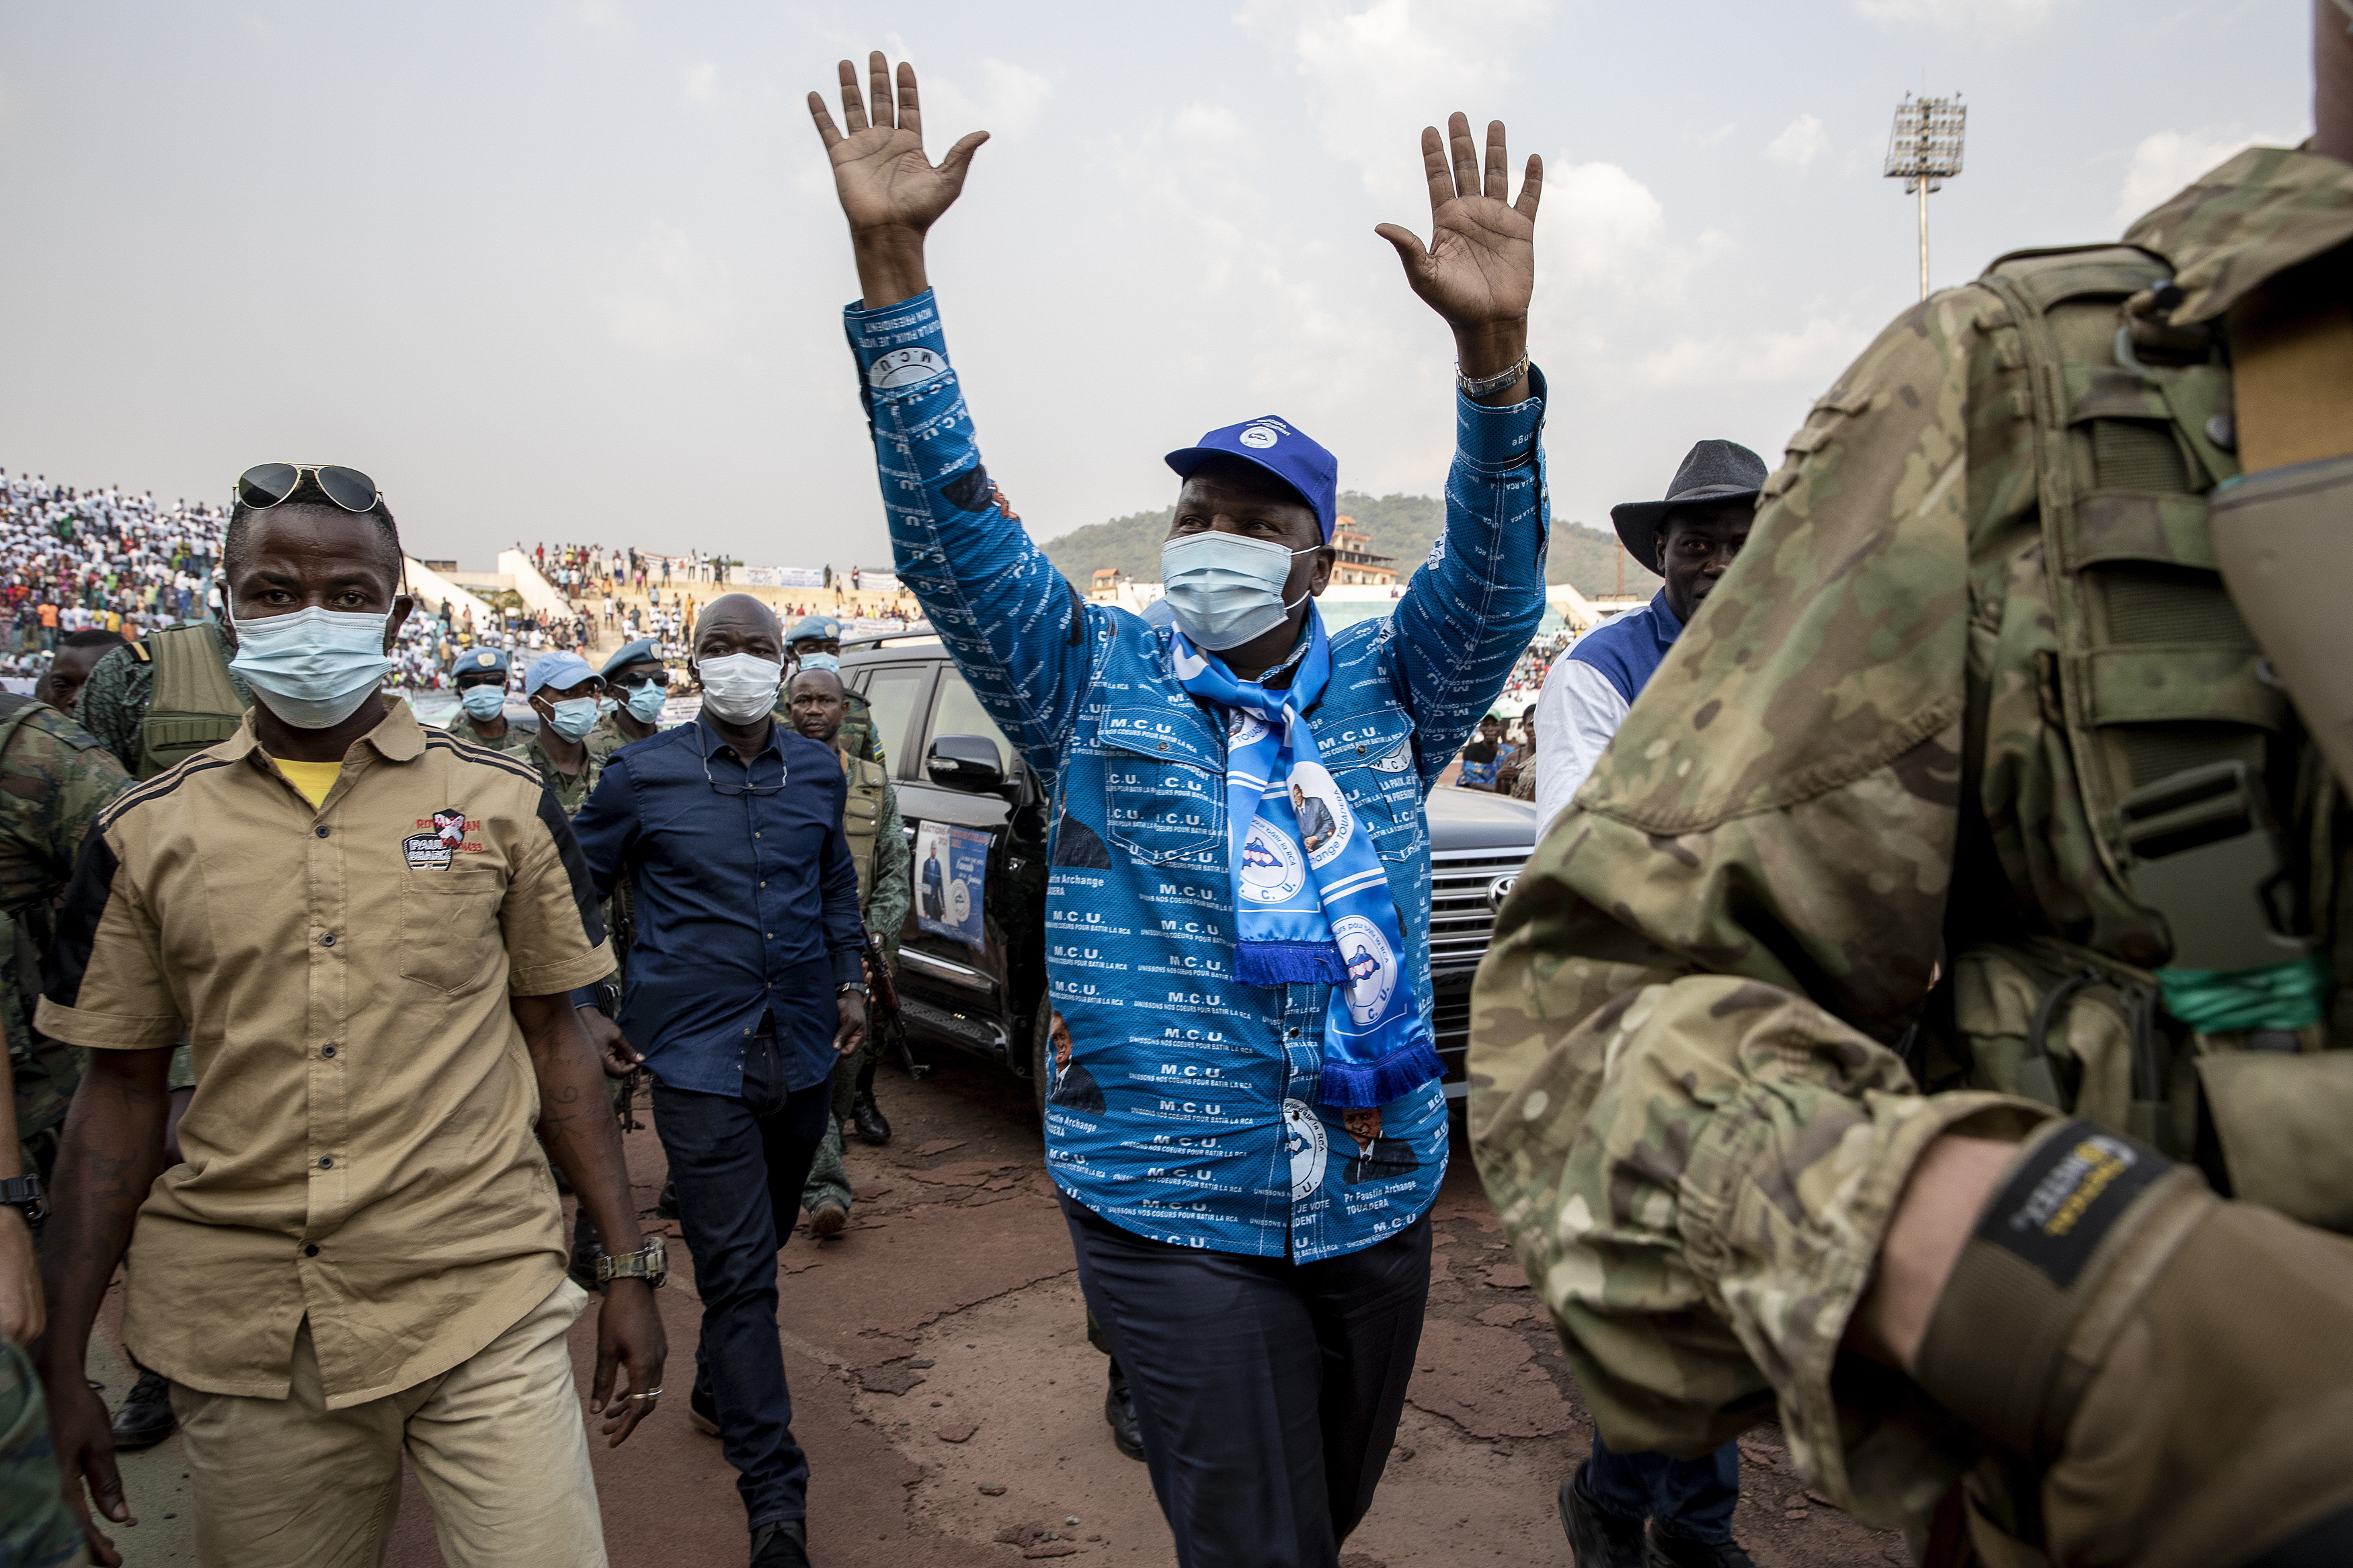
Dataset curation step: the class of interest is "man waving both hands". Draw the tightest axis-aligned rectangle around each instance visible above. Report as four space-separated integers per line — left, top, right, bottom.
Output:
811 54 1549 1568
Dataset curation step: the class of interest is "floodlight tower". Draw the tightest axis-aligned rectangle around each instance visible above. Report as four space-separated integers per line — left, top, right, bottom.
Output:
1884 93 1966 300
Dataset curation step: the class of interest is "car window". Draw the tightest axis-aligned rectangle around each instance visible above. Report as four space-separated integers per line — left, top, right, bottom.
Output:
928 667 1014 776
860 665 931 775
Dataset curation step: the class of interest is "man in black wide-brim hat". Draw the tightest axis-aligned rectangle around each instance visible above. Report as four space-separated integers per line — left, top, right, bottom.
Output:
1529 440 1765 848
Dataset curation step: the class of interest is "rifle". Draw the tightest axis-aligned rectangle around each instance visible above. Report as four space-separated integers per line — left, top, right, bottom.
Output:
865 930 926 1080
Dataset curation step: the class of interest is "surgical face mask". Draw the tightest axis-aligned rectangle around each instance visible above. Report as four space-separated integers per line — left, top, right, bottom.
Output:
625 684 669 724
696 653 783 724
543 696 601 742
1158 532 1318 651
796 651 840 674
596 695 617 720
458 684 506 721
227 605 395 729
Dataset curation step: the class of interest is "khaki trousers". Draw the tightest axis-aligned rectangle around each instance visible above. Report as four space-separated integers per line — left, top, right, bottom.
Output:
170 1279 606 1568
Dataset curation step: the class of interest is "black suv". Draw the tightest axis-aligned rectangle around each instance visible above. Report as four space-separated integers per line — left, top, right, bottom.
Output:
843 631 1539 1112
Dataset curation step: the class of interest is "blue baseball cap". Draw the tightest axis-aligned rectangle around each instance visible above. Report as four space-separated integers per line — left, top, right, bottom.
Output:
524 651 600 698
787 615 842 645
598 638 660 680
1164 416 1338 542
452 646 509 677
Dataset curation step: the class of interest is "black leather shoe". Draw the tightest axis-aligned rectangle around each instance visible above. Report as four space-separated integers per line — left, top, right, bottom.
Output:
1104 1360 1144 1462
656 1178 680 1219
850 1088 890 1145
749 1519 810 1567
110 1368 177 1450
568 1209 606 1293
1646 1529 1757 1568
1559 1468 1646 1567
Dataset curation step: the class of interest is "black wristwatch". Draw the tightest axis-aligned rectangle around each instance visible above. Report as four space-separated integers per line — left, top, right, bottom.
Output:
0 1174 47 1226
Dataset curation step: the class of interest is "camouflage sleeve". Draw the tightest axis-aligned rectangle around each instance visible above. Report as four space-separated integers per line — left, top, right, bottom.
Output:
19 709 134 872
869 776 910 961
76 643 151 774
1468 288 2053 1528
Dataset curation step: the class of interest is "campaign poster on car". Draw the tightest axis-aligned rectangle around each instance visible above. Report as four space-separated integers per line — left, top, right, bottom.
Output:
914 820 988 951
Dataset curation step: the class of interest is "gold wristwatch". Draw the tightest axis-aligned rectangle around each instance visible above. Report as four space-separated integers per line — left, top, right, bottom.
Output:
596 1233 668 1289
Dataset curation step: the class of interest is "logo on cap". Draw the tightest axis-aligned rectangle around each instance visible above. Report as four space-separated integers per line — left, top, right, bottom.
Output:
1238 425 1281 450
475 652 496 666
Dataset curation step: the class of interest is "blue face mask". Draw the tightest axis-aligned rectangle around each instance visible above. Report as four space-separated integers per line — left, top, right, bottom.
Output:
625 684 668 724
543 696 601 742
458 684 506 721
227 606 395 729
1158 532 1318 651
796 651 840 673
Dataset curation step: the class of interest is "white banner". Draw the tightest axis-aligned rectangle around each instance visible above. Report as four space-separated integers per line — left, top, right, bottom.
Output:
738 565 828 588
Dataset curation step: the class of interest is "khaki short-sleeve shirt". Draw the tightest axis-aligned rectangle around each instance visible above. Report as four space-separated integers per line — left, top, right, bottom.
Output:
37 699 612 1408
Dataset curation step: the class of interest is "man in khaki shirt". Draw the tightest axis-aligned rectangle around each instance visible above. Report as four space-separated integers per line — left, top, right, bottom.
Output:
32 466 665 1568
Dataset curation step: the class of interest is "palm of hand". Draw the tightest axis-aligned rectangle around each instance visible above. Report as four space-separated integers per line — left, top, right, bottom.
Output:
831 126 959 235
1421 196 1535 324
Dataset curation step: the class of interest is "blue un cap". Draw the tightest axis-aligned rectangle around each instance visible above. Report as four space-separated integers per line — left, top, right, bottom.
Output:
454 647 509 677
787 615 842 645
524 651 600 697
598 638 660 680
1164 416 1338 542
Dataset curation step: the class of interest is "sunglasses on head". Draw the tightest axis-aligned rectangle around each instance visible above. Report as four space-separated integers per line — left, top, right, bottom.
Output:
235 464 381 515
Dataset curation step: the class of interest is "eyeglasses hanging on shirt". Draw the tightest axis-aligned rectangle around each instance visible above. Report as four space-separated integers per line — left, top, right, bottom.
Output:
700 745 787 797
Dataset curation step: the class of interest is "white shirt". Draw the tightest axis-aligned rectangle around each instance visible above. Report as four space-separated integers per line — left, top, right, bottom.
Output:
1531 655 1632 843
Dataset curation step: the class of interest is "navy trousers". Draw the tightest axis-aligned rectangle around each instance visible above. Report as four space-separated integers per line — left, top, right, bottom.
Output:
1062 1196 1431 1568
653 1031 832 1530
1580 1431 1742 1544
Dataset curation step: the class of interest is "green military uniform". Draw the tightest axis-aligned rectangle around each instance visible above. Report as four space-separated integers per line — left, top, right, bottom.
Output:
802 750 911 1221
446 709 533 757
527 733 604 816
0 696 130 1183
0 1336 83 1568
585 711 655 765
1470 145 2353 1562
79 620 249 781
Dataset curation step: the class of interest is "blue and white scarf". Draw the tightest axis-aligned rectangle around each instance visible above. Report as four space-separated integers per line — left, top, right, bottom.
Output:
1168 610 1443 1109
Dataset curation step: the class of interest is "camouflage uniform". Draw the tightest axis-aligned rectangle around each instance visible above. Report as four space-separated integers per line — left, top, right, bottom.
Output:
586 711 662 765
0 698 132 1182
445 710 534 758
526 733 604 816
802 753 911 1219
0 1336 84 1568
1470 146 2353 1547
77 620 249 778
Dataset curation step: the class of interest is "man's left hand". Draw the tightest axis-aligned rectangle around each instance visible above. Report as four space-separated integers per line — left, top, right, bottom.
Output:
0 1206 41 1346
590 1278 667 1448
576 1005 643 1079
835 991 868 1057
1376 113 1541 332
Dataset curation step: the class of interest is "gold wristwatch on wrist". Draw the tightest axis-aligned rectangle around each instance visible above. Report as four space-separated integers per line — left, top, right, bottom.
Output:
596 1233 668 1289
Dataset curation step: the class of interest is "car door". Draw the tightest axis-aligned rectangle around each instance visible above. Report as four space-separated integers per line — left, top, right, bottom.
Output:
876 659 1048 1069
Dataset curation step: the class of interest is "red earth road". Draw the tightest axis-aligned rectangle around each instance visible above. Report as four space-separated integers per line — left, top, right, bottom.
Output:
95 1052 1907 1567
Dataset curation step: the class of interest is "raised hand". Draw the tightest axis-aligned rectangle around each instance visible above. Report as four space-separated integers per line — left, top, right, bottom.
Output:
809 52 988 308
1375 114 1542 403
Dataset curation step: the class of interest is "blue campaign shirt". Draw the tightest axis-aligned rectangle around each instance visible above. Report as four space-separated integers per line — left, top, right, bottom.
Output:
1566 588 1681 703
569 714 865 1097
844 289 1550 1263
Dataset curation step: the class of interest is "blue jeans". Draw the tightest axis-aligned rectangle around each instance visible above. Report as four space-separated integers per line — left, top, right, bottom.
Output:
1579 1432 1741 1544
651 1027 832 1530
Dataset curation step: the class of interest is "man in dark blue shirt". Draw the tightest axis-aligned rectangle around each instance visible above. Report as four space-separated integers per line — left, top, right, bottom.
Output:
570 592 867 1568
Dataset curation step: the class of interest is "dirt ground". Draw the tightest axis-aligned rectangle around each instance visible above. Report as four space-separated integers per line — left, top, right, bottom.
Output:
94 1051 1910 1567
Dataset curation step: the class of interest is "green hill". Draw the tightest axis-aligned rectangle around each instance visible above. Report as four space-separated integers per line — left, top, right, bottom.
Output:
1037 490 1650 596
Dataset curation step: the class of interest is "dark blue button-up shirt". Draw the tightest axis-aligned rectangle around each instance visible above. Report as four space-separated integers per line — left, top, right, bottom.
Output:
571 714 865 1097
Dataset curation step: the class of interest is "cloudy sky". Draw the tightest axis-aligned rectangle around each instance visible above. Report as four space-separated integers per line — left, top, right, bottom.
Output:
0 0 2307 570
